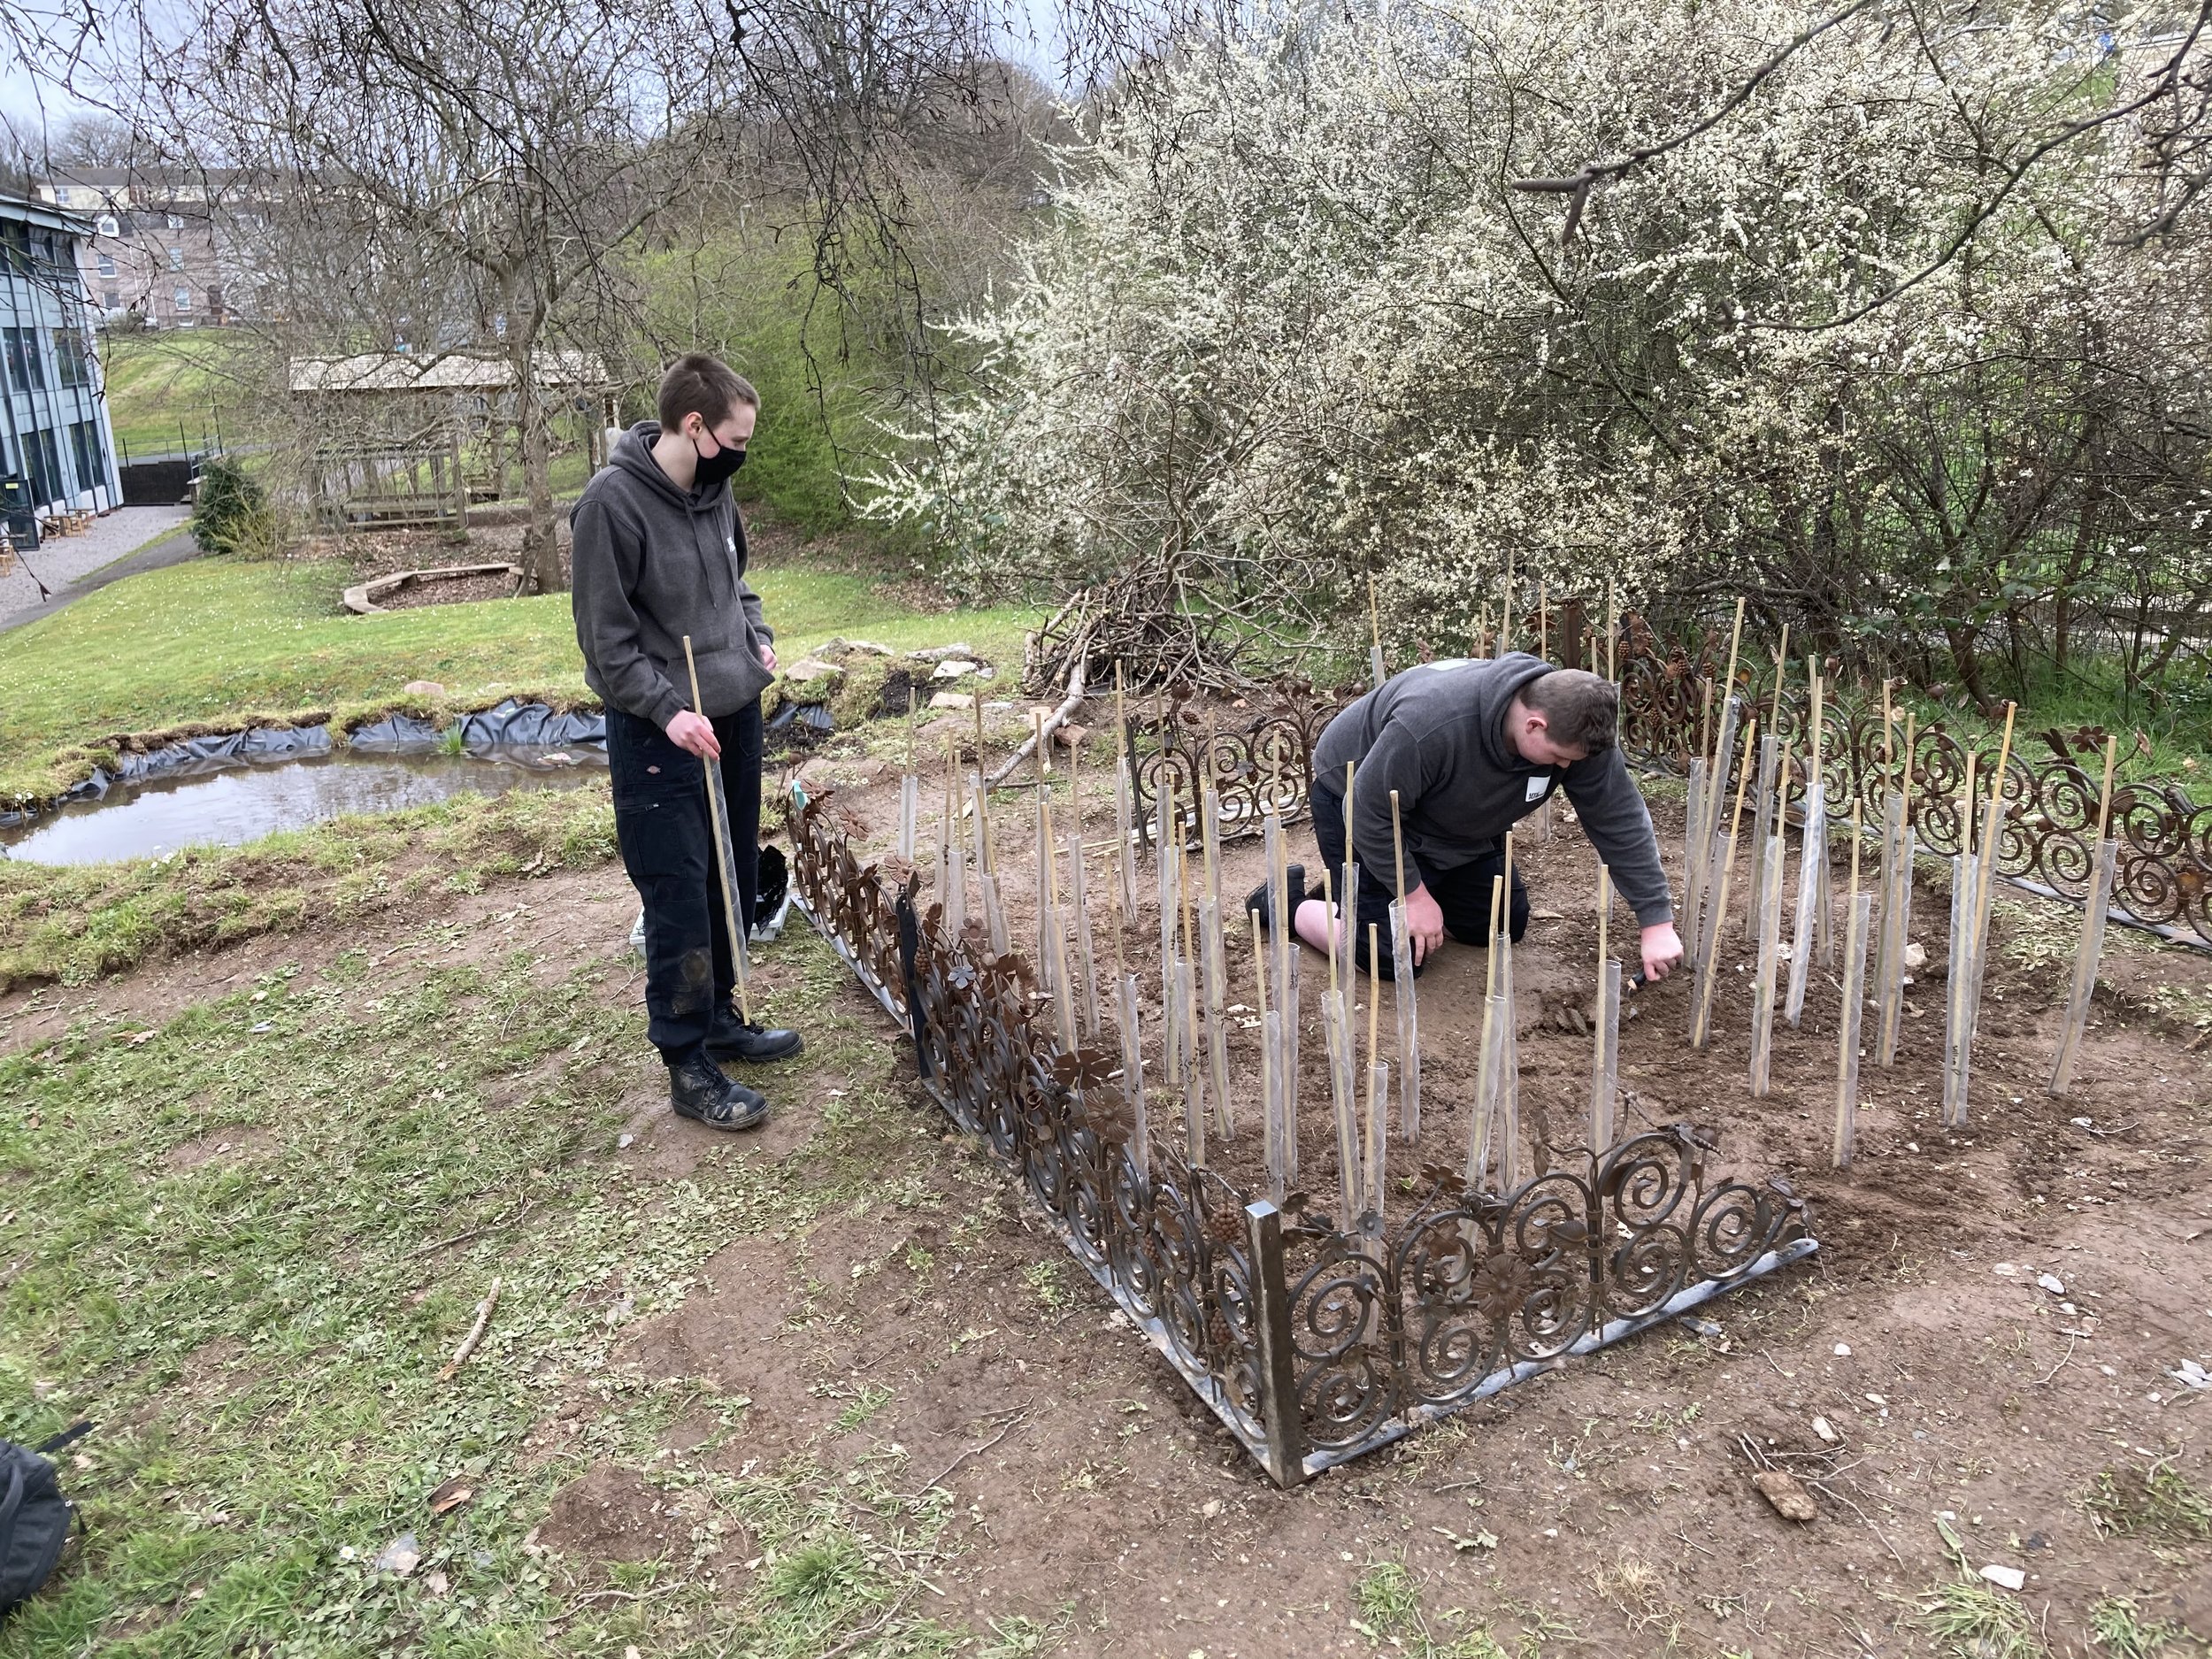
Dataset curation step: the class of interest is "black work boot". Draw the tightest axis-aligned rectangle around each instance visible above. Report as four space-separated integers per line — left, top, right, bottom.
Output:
669 1056 769 1131
1243 863 1307 937
705 1007 804 1064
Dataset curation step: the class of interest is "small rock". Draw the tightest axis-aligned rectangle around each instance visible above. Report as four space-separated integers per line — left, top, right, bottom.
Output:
373 1532 421 1576
1679 1315 1725 1340
541 750 578 767
1201 1498 1222 1518
931 658 981 680
930 691 974 710
1865 1393 1887 1406
618 1133 635 1149
910 642 976 662
1979 1563 2026 1592
2169 1359 2212 1391
2038 1273 2067 1295
1834 1343 1852 1356
1813 1417 1839 1444
1754 1470 1817 1523
1053 722 1091 749
784 658 842 684
1993 1263 2018 1277
404 680 446 695
1903 941 1927 969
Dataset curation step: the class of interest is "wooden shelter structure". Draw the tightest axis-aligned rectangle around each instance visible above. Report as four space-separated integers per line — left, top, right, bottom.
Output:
288 349 615 528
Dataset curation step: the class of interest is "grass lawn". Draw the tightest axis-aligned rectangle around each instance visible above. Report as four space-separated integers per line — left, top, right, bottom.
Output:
0 549 1037 805
97 330 247 461
0 853 999 1657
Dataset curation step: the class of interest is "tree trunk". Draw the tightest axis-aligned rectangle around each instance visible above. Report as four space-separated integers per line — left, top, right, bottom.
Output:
509 318 565 595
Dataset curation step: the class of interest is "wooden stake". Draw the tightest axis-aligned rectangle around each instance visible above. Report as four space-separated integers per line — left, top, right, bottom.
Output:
1255 905 1285 1200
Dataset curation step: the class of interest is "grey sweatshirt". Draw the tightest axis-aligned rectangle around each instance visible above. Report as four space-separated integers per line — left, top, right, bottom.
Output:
1311 653 1674 926
570 423 773 727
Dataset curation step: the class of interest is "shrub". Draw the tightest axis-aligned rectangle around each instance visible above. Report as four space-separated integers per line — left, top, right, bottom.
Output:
190 456 279 560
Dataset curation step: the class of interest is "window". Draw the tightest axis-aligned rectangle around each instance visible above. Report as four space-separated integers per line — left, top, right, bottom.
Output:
2 328 47 392
173 286 192 314
23 426 62 509
68 420 105 494
165 212 184 230
206 285 224 317
95 214 119 238
167 246 184 270
101 288 119 311
51 329 89 388
97 252 116 278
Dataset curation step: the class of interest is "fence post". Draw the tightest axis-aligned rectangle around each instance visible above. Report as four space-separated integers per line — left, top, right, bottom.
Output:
1245 1199 1309 1487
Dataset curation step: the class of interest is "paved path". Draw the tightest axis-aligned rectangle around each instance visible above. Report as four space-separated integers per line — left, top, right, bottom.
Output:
0 507 198 636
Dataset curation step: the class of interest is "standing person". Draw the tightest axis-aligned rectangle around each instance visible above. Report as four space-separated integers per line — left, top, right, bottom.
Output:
1250 654 1686 984
572 354 803 1131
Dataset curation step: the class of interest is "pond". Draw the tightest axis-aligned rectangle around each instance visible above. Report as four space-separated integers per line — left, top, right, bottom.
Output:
0 749 606 866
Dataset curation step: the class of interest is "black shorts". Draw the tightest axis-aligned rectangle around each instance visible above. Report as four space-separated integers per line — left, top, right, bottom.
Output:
1310 782 1528 981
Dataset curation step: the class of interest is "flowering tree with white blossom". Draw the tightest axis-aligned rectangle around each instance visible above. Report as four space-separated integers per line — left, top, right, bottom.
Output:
872 0 2212 696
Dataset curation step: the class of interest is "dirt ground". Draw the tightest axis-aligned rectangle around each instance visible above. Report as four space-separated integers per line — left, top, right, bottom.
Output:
15 731 2212 1656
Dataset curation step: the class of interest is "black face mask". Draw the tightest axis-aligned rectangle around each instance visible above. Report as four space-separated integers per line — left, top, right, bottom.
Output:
692 434 748 490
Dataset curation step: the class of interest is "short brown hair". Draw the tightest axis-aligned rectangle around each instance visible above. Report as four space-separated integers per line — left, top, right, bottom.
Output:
1523 669 1618 753
657 353 758 433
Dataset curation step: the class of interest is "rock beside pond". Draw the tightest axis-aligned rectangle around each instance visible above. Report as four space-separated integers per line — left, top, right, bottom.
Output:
404 680 446 696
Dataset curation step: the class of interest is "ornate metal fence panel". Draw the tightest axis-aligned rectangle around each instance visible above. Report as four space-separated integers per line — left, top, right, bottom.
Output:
787 789 1816 1484
1118 639 2210 950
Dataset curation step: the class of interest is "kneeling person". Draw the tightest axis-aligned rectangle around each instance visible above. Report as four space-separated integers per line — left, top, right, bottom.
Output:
1255 655 1684 983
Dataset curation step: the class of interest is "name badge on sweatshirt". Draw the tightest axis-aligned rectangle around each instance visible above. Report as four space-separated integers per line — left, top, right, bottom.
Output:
1525 774 1552 803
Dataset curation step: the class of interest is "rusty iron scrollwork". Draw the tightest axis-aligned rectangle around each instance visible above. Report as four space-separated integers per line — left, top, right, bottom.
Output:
788 787 1819 1485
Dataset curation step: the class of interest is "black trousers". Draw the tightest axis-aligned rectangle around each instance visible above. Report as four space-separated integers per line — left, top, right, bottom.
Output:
1310 782 1527 981
608 702 764 1065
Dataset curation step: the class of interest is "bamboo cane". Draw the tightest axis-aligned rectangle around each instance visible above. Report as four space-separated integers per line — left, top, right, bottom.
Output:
1389 788 1421 1141
1690 718 1758 1049
680 635 752 1023
941 741 967 944
2049 738 2119 1095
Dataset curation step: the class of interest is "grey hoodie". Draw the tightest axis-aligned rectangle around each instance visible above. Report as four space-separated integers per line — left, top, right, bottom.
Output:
1311 653 1674 926
570 423 773 727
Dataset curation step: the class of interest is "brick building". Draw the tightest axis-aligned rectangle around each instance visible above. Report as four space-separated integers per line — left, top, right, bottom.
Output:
34 167 253 328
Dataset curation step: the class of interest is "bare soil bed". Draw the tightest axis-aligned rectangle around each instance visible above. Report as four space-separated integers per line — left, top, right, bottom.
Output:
780 729 2212 1654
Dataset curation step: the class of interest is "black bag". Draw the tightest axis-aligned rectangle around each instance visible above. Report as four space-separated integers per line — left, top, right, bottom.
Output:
0 1423 88 1616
